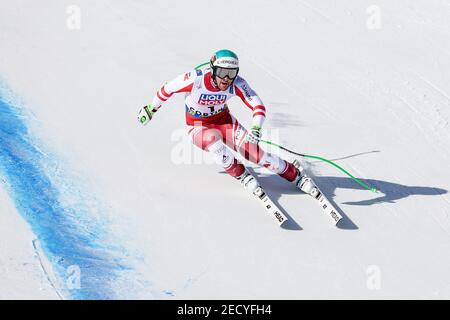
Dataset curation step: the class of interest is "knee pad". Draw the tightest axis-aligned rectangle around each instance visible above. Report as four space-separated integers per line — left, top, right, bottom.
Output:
207 140 235 168
258 152 287 174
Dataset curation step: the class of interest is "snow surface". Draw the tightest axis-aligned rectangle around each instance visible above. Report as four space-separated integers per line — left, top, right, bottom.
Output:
1 0 450 299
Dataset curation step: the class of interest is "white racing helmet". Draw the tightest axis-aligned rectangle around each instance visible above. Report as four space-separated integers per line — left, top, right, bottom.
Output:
210 49 239 83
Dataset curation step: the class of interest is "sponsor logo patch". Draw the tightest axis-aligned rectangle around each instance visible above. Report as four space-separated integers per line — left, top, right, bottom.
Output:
186 105 227 118
240 83 253 101
217 59 238 66
198 94 227 106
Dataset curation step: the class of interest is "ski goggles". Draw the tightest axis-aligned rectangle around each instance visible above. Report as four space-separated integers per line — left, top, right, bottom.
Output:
214 67 239 80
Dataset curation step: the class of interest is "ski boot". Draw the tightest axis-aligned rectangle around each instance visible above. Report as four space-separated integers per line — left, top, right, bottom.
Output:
235 170 264 197
292 160 320 198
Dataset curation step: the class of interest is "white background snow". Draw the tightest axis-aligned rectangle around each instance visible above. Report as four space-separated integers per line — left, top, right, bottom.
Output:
1 0 450 299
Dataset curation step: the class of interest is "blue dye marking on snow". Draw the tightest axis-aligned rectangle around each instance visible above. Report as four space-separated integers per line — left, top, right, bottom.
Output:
0 90 128 299
163 290 175 297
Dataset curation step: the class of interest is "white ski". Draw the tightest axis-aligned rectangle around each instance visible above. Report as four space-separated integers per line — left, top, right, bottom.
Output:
253 187 288 227
239 170 288 227
293 160 343 226
310 185 343 225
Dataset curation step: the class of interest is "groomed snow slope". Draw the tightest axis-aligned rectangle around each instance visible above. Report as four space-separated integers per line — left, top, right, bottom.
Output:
1 0 450 299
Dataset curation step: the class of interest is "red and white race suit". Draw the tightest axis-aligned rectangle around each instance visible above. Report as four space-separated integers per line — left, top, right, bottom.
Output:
150 67 298 181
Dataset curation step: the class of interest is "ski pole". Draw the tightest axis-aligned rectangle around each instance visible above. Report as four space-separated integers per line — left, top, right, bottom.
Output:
260 140 378 193
194 62 209 70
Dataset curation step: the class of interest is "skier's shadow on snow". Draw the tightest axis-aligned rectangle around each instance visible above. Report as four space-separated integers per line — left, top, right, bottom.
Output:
314 176 448 207
249 172 447 230
315 176 447 229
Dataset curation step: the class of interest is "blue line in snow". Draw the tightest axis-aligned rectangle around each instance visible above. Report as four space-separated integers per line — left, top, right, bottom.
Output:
0 88 129 299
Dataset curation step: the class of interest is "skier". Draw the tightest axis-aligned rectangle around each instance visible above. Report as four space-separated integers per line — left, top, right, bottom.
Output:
138 49 315 195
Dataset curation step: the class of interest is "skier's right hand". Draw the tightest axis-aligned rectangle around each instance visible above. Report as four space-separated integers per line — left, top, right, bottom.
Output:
246 125 262 144
138 105 157 125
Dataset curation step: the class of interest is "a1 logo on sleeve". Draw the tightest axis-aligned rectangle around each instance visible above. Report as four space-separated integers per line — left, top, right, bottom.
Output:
198 94 227 105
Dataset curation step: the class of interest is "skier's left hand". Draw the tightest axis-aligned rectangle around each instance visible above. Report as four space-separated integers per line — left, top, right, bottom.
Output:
138 104 157 125
246 125 262 144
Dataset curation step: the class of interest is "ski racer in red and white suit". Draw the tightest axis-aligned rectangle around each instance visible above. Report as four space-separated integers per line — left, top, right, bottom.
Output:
139 58 300 185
